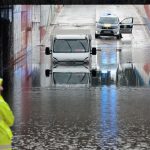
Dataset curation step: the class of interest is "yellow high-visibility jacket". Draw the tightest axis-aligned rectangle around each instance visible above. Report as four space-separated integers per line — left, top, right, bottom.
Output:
0 95 14 148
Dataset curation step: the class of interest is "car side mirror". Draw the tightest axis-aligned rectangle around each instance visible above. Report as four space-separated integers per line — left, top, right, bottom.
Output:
45 69 52 77
45 47 52 55
91 47 96 55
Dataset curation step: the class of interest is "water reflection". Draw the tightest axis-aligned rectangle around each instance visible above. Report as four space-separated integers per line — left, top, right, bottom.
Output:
99 44 150 87
46 64 92 87
117 62 135 86
31 64 40 87
134 63 150 86
100 85 118 147
100 46 118 85
117 62 150 87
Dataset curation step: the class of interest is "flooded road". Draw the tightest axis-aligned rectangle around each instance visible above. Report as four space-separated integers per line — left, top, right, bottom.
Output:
10 81 150 149
10 63 150 149
2 5 150 150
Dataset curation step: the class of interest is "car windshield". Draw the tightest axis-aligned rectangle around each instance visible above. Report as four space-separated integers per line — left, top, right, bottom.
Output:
53 39 89 53
53 73 89 84
99 17 119 24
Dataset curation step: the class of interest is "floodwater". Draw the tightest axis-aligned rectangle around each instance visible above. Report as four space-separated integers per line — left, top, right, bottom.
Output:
9 81 150 149
4 51 150 149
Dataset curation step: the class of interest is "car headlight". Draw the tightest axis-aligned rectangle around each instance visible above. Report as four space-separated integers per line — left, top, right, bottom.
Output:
96 23 102 29
112 26 118 29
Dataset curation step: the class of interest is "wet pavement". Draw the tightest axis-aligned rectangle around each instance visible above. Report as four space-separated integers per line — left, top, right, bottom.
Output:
2 5 150 150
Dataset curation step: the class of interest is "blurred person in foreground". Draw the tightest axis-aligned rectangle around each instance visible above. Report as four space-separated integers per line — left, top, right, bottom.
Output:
0 78 14 150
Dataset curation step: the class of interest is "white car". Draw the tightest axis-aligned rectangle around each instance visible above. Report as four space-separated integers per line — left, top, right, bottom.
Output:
95 13 133 39
45 34 96 63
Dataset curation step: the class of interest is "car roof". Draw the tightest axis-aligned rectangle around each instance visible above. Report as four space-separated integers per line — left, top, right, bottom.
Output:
100 13 118 18
55 35 89 39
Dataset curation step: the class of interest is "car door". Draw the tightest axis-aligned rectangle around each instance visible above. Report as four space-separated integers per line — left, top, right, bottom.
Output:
120 17 133 34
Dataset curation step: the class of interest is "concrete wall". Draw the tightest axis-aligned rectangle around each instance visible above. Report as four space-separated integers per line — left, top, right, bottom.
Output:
132 5 150 86
13 5 32 70
13 5 63 72
134 63 150 86
144 5 150 19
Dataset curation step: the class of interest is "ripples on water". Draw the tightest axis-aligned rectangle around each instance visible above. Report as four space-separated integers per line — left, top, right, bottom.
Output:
11 85 150 149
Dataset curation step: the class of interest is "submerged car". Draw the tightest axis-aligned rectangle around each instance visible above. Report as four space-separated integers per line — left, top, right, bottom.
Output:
45 34 96 63
95 13 133 39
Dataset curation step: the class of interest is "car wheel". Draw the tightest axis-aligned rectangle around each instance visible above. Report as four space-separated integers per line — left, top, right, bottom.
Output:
117 33 122 39
120 33 123 38
95 33 99 39
116 35 120 39
45 69 50 77
116 34 121 40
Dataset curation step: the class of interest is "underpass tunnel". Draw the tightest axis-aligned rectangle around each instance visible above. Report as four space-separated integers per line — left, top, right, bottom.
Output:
0 5 150 149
